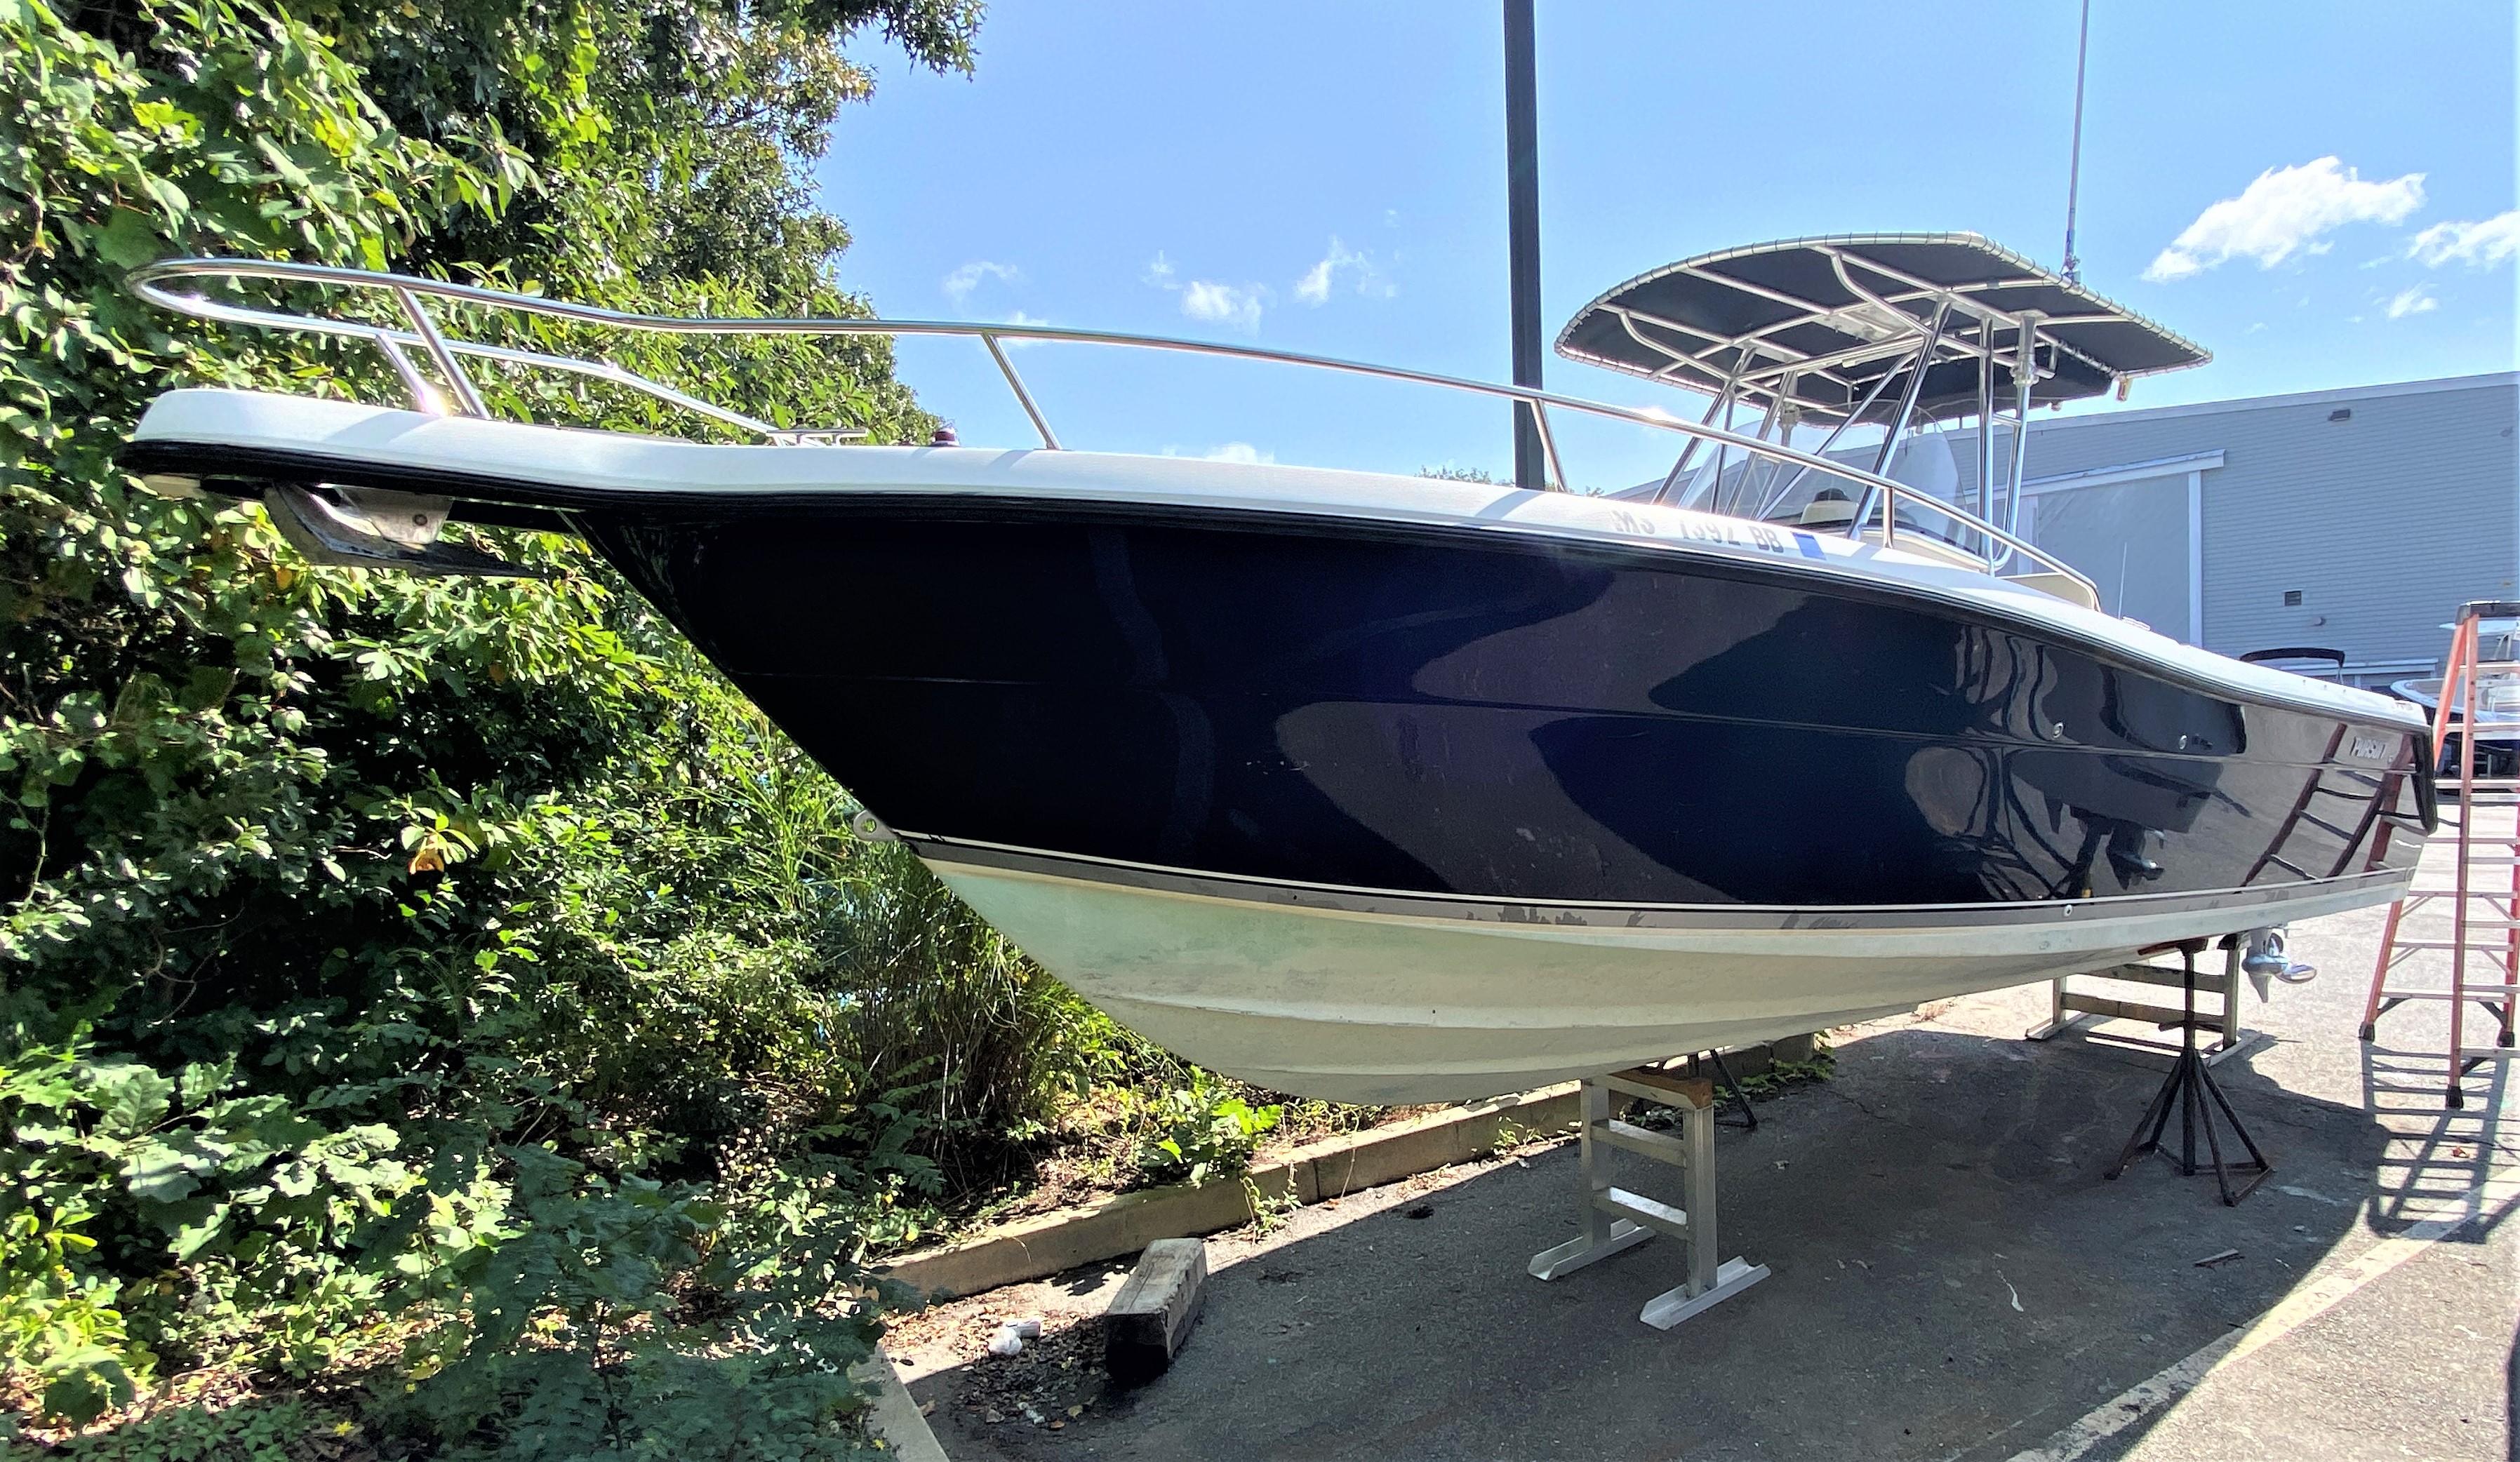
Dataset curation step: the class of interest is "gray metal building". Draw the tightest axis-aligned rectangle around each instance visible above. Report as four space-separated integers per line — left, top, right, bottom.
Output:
1919 372 2518 686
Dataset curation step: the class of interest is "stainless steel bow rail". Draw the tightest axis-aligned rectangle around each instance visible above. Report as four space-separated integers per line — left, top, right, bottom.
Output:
128 257 2097 595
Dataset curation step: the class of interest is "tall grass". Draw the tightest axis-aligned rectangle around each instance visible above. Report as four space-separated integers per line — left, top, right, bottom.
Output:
815 842 1133 1176
658 693 1158 1186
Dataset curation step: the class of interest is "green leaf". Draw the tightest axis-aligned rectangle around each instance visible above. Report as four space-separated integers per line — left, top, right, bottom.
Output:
139 173 190 224
93 208 163 271
43 1361 127 1427
178 1057 236 1106
120 1131 226 1203
87 1061 174 1135
163 1198 233 1259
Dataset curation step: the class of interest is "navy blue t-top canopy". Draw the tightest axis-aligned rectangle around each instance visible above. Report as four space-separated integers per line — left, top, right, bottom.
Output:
1555 234 2209 424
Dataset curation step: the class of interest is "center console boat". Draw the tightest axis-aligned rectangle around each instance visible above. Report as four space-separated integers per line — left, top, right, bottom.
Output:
119 235 2434 1101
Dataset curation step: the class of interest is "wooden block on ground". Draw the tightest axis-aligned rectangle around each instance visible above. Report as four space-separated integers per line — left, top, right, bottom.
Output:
1105 1237 1208 1386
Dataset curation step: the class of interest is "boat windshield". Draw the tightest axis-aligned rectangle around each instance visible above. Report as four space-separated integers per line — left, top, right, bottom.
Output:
1643 424 2008 562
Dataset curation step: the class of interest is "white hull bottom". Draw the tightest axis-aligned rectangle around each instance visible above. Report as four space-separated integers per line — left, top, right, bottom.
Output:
925 852 2407 1104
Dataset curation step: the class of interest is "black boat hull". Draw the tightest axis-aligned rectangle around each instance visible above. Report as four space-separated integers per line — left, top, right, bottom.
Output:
585 497 2430 911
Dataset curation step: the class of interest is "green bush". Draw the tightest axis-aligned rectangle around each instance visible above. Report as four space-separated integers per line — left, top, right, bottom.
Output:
1 1037 480 1416
0 0 1019 1443
1133 1069 1284 1188
32 1395 347 1461
382 1140 907 1462
2 1188 147 1425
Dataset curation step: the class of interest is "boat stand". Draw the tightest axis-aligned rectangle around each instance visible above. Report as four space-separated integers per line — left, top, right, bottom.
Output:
1678 1047 1757 1129
2105 939 2272 1205
1527 1066 1768 1329
2027 941 2255 1066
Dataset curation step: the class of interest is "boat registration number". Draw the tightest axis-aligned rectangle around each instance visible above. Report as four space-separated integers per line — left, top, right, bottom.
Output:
1606 509 1799 556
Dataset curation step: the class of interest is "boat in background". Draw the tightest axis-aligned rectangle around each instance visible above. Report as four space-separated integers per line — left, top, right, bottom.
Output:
2394 615 2520 775
2239 647 2349 683
118 239 2434 1102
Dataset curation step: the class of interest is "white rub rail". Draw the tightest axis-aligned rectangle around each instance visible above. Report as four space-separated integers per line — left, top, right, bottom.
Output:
127 256 2098 596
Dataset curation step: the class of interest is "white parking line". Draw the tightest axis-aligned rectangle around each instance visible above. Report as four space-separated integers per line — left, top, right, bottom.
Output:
2005 1165 2520 1462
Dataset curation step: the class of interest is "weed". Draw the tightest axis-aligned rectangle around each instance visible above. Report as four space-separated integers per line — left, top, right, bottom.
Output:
1239 1174 1302 1236
1133 1072 1283 1188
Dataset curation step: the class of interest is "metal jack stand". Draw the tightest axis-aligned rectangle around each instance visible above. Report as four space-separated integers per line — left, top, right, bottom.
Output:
1528 1066 1768 1329
2105 939 2272 1205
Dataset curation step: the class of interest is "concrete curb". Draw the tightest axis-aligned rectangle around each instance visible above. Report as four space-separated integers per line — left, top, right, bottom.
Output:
877 1038 1813 1301
853 1350 950 1461
876 1080 1578 1300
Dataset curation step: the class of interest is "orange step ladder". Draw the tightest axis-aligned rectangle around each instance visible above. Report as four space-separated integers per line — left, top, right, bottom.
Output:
2360 599 2520 1108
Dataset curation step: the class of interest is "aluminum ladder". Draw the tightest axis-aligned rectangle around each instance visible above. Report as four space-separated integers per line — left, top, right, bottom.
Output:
2360 599 2520 1108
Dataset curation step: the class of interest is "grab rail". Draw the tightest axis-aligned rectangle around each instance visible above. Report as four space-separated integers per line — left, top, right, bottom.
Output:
1869 479 2070 585
128 256 2098 598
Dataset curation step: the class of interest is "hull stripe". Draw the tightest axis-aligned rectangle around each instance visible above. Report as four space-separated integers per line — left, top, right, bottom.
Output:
903 831 2413 932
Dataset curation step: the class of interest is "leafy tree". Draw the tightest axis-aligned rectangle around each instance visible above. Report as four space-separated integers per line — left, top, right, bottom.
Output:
0 0 1022 1444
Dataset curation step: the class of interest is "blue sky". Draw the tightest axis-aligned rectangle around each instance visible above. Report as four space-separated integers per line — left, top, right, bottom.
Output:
819 2 2516 489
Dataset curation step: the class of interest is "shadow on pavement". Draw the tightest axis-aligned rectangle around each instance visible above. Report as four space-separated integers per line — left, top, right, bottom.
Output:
912 1023 2428 1461
2360 1040 2512 1239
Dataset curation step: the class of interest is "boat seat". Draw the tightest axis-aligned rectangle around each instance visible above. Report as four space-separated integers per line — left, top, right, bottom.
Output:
1865 530 1988 573
1797 489 1855 529
2006 570 2102 612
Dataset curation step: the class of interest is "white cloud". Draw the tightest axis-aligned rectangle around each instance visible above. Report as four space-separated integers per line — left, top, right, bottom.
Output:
2142 157 2426 281
1201 442 1274 465
1294 236 1394 305
1143 251 1266 330
942 260 1020 302
2407 210 2520 268
1293 255 1338 305
2385 284 2439 318
1180 279 1265 331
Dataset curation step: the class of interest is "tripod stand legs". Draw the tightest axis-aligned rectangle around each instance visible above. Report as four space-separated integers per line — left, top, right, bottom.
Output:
2104 941 2272 1205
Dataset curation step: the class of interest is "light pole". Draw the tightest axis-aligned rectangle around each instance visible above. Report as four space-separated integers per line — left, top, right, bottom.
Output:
1503 0 1545 489
2061 0 2092 283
